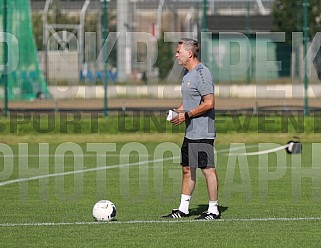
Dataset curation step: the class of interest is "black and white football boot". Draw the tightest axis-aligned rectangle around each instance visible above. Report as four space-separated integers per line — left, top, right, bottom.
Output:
195 211 220 220
162 209 189 219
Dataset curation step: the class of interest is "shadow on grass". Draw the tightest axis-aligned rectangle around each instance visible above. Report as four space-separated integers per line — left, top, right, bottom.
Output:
189 204 228 217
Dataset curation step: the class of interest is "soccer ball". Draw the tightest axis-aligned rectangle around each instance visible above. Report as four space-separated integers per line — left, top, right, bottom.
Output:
93 200 117 221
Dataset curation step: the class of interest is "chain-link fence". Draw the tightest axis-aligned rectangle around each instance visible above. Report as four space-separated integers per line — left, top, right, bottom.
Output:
1 0 321 114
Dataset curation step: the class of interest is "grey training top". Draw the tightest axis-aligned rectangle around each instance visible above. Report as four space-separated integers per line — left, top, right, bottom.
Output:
181 63 216 140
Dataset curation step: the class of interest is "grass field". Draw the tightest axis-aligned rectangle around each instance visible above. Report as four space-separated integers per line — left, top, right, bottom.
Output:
1 131 321 247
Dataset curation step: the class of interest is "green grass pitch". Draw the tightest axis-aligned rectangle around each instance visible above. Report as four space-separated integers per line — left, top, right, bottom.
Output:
1 139 321 247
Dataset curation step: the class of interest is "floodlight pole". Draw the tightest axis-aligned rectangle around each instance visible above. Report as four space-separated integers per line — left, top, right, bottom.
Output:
3 0 8 117
303 0 309 116
101 0 109 116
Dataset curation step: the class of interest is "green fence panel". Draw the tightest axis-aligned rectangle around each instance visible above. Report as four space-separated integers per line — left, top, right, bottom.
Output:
0 0 50 100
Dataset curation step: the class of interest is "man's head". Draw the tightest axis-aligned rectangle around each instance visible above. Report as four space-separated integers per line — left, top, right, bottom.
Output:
176 38 199 69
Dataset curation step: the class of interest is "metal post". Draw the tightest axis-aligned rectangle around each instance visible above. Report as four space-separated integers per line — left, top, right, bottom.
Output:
3 0 8 117
295 1 302 80
202 0 208 64
79 0 90 82
156 0 165 39
303 0 309 116
202 0 208 32
117 0 128 82
246 0 251 83
102 0 109 116
43 0 51 86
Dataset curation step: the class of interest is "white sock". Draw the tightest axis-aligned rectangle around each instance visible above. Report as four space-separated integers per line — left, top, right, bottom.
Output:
208 201 219 215
178 194 191 214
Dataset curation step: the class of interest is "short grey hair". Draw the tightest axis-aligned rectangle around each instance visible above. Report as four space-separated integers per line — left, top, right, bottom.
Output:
178 38 199 58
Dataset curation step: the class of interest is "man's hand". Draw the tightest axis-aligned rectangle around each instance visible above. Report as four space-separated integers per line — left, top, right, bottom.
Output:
170 112 186 126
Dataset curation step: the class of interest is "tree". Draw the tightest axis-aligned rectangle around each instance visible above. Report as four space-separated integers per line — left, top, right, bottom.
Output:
273 0 321 42
273 0 321 78
155 35 174 81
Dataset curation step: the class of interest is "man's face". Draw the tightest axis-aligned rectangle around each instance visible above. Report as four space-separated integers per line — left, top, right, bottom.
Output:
176 44 190 67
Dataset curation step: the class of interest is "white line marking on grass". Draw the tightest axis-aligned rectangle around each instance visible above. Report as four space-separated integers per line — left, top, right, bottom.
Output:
4 154 152 158
0 144 260 188
227 144 290 156
216 144 258 154
0 156 180 187
1 217 321 227
5 144 257 157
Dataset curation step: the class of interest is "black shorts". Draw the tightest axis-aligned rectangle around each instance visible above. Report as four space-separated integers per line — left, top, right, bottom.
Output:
181 137 215 168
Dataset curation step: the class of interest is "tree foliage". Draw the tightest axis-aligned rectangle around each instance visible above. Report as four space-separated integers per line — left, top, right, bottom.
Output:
155 35 174 81
273 0 321 79
272 0 321 43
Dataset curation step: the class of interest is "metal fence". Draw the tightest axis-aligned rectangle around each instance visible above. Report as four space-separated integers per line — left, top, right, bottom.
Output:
1 0 320 115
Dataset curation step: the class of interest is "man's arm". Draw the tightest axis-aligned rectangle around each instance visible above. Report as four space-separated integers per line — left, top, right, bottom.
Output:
175 103 184 112
171 94 214 126
188 94 214 118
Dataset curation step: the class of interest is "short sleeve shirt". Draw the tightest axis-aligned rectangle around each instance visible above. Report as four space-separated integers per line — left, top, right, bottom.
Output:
181 63 215 140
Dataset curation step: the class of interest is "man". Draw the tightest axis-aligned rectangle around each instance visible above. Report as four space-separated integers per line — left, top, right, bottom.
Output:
162 38 220 220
